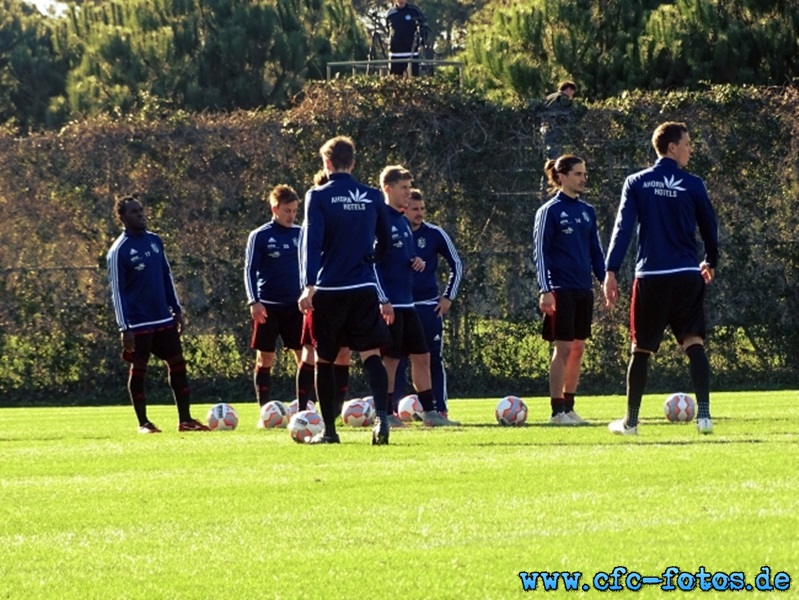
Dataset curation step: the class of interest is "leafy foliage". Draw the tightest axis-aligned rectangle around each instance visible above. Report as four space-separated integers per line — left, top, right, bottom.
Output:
1 81 798 403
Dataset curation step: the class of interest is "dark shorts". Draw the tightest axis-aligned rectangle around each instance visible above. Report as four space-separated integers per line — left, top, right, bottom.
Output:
414 303 443 357
383 307 429 358
631 272 706 352
250 304 303 352
541 289 594 342
311 287 392 362
123 324 183 363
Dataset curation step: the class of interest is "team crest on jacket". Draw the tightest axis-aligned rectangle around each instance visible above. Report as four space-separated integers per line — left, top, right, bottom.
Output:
150 243 160 254
582 211 590 222
417 237 426 249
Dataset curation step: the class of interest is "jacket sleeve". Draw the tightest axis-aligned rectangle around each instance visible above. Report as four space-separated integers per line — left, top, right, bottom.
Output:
694 180 719 269
107 245 129 331
243 229 259 304
532 205 554 293
605 177 638 273
302 190 323 287
589 207 607 282
436 228 463 300
160 241 182 315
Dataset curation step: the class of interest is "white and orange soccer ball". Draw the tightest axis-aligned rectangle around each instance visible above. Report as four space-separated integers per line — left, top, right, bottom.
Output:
360 396 375 412
287 399 315 419
288 410 324 443
495 396 528 426
342 399 375 427
207 403 239 431
260 401 289 428
664 393 696 423
397 394 423 422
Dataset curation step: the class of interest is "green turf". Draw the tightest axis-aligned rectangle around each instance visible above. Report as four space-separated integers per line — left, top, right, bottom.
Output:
1 392 797 599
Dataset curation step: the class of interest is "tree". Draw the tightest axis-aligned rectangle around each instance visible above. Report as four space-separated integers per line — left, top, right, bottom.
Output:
0 0 67 131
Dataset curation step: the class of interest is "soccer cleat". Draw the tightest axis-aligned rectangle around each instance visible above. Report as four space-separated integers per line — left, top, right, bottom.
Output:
565 410 588 425
422 411 461 427
371 417 390 445
308 432 341 444
178 419 211 432
549 412 578 425
608 418 638 436
138 422 161 434
387 413 406 428
696 417 713 434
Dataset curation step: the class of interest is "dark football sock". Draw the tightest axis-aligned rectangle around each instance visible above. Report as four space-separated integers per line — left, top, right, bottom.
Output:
128 367 148 425
388 392 396 414
296 362 315 411
315 361 337 435
550 397 565 417
254 367 271 407
168 359 192 422
563 392 576 413
363 355 389 419
417 389 436 413
686 343 711 419
626 352 650 427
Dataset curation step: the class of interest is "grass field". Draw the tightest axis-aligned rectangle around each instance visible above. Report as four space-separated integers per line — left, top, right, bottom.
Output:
1 391 797 599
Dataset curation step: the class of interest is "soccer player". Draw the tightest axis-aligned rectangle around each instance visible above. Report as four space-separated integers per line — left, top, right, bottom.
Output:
533 155 606 425
378 166 460 428
244 184 304 425
387 0 427 76
404 188 463 416
604 121 718 436
107 196 209 433
298 136 394 445
294 169 353 415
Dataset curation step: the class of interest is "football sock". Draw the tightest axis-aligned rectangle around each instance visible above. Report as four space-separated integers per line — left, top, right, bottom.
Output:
254 366 271 407
168 359 192 422
626 351 650 427
315 361 337 435
550 397 565 417
417 389 436 413
333 364 350 414
296 362 315 411
363 355 389 420
564 392 576 413
388 392 396 414
686 343 711 419
128 366 148 425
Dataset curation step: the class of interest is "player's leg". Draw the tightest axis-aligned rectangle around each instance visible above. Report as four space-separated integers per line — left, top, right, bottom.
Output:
673 273 712 433
544 290 578 425
254 350 276 407
297 313 316 411
333 347 351 417
250 311 280 407
125 331 156 432
153 325 209 431
563 290 593 424
417 303 447 413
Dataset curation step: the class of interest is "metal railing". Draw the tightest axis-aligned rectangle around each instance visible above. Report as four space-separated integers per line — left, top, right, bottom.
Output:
326 59 464 85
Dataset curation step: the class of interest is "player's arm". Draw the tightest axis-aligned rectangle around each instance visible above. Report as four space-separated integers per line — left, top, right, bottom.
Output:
160 244 184 332
695 182 719 283
532 206 556 315
108 245 136 350
244 230 267 324
589 209 607 285
433 229 462 316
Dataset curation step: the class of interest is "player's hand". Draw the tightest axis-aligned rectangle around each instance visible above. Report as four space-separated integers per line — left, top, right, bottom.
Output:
121 330 135 352
435 297 452 317
700 261 715 284
250 302 267 324
381 303 395 325
410 257 425 272
174 312 185 334
539 291 556 316
298 286 315 314
603 273 618 308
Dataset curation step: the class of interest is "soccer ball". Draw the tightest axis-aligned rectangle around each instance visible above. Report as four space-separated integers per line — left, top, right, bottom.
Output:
287 398 316 419
260 401 289 428
495 396 528 426
288 410 324 443
397 394 423 422
342 399 375 427
207 403 239 431
664 393 696 422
